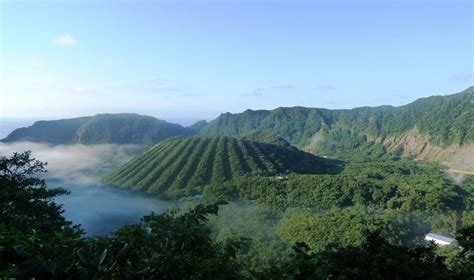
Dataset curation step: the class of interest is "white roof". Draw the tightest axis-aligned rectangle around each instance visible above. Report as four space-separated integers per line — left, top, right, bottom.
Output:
425 233 455 243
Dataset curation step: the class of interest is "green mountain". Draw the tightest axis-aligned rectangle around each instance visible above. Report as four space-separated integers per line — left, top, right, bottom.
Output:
2 113 190 145
198 87 474 165
104 136 341 197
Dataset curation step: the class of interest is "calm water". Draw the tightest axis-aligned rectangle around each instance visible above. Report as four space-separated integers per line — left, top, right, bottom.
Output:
48 181 174 236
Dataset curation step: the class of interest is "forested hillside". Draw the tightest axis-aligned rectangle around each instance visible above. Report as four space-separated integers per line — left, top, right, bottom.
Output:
199 87 474 162
104 136 341 197
1 117 90 144
2 113 190 145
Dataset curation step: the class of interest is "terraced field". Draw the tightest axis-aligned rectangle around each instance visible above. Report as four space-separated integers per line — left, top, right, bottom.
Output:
104 136 341 197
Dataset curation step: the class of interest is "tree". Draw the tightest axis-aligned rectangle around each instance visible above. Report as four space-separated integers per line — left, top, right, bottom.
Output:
0 151 70 231
452 225 474 277
260 231 455 280
0 151 84 278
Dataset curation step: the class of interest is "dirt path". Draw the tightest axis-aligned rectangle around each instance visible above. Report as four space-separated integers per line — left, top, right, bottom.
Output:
448 169 474 175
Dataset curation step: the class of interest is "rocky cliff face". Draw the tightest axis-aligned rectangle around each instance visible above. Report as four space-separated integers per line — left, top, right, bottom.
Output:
383 128 474 172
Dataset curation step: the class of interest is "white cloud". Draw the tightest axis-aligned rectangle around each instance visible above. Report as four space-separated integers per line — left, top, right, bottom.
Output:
54 34 77 46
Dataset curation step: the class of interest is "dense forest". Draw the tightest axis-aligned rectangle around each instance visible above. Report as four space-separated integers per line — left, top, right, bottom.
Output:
104 135 341 197
1 152 473 279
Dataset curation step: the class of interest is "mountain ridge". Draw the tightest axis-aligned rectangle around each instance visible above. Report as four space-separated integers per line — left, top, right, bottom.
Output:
198 87 473 166
2 113 190 145
3 87 473 170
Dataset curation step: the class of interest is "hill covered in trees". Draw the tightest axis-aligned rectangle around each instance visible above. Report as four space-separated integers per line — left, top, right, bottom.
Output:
198 87 473 164
2 113 189 145
104 136 341 197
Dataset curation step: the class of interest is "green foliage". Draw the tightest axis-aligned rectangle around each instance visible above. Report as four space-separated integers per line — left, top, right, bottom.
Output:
260 231 456 280
455 225 474 276
240 130 291 147
208 202 292 274
206 159 465 214
276 207 427 251
315 127 390 160
1 202 245 279
0 151 85 278
460 175 474 213
0 151 71 231
104 136 341 197
64 202 245 279
3 113 190 145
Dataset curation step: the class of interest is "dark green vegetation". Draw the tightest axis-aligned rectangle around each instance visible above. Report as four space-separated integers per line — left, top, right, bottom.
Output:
1 152 473 279
199 87 473 159
190 159 473 242
104 136 341 197
2 113 189 145
218 160 466 212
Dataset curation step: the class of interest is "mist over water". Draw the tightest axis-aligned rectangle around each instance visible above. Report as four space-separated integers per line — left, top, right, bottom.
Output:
0 142 143 184
0 142 174 236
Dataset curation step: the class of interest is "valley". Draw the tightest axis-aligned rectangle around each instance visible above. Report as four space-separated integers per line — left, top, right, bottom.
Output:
1 87 473 278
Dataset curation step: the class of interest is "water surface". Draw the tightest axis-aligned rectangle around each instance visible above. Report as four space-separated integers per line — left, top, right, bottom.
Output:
49 181 174 236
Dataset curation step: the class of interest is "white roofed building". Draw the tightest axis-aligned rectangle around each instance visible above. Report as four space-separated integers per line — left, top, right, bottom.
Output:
424 233 457 247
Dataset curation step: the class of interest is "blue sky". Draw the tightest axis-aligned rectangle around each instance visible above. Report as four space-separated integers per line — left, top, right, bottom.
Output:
0 0 472 125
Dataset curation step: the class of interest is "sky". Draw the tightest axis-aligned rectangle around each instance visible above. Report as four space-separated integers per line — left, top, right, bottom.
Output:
0 0 473 125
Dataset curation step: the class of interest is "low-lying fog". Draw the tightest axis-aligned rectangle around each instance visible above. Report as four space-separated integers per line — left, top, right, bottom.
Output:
0 142 176 236
0 142 143 184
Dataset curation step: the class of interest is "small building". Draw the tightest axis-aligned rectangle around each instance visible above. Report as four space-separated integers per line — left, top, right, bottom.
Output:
424 233 457 247
275 173 289 180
